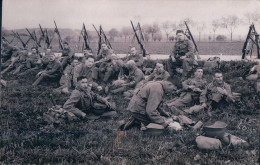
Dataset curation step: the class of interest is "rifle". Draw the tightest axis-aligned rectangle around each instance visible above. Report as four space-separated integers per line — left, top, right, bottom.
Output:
130 20 147 57
137 22 145 41
54 21 64 50
81 23 91 50
184 21 200 59
2 36 11 44
12 31 30 49
45 29 53 48
26 28 41 47
100 26 112 49
93 24 103 55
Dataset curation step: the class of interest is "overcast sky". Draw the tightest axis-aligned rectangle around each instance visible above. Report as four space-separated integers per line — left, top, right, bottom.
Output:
2 0 260 35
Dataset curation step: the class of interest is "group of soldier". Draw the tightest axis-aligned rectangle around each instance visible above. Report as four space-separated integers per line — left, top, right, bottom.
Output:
1 29 259 131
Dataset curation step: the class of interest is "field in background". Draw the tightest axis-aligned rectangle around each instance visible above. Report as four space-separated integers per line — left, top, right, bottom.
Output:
4 35 244 55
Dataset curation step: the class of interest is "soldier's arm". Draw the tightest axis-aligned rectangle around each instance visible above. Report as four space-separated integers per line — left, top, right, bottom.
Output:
144 72 155 83
200 84 209 104
63 90 81 110
128 70 144 87
185 40 195 58
73 64 82 85
224 84 235 102
163 71 170 80
182 79 192 90
134 54 144 67
45 61 61 75
146 88 167 127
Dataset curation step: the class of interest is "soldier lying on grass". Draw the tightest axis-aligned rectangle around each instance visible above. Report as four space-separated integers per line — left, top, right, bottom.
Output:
63 76 117 119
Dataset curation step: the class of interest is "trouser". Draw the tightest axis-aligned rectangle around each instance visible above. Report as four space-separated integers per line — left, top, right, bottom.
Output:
119 113 151 131
103 68 119 82
33 73 59 86
59 74 72 88
167 92 198 108
176 58 195 77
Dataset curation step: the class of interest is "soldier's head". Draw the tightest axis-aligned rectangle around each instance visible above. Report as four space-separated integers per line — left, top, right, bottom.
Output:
72 59 80 66
126 60 136 70
214 71 223 84
46 47 52 54
170 55 176 62
83 48 92 55
77 76 89 90
111 53 117 60
48 54 56 62
155 63 164 74
130 47 137 55
194 68 203 78
146 53 151 60
84 56 95 68
160 81 176 95
31 47 38 54
63 42 69 49
176 30 185 41
101 43 108 50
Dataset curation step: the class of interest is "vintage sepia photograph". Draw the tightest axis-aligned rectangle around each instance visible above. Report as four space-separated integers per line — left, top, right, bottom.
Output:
1 0 259 164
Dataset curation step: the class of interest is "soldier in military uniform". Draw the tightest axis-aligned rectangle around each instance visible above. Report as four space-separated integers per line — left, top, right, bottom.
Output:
122 81 176 130
54 59 81 94
98 54 122 83
144 63 170 83
61 42 74 69
166 68 207 114
110 60 144 95
73 56 99 87
63 76 116 119
200 71 235 115
32 54 62 86
125 47 144 68
96 43 113 61
1 40 19 63
142 53 156 75
26 47 41 69
171 30 197 78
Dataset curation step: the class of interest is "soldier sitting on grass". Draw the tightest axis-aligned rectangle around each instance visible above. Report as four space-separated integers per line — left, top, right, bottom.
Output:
63 76 117 119
143 63 170 83
166 68 207 115
32 54 62 86
110 60 144 98
199 70 235 116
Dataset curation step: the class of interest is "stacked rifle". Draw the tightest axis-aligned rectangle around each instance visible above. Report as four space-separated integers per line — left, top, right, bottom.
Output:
242 23 260 59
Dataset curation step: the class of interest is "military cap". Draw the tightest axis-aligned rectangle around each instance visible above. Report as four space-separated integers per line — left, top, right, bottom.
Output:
63 41 69 45
176 30 184 35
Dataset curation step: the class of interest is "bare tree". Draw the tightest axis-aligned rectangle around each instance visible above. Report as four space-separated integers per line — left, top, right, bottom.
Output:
212 19 220 41
121 26 132 42
221 15 241 41
244 11 260 25
162 21 172 42
152 31 163 42
178 18 195 29
108 28 119 41
196 22 206 42
145 23 160 41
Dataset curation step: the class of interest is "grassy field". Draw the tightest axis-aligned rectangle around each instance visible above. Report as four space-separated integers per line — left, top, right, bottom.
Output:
0 60 259 164
6 35 244 55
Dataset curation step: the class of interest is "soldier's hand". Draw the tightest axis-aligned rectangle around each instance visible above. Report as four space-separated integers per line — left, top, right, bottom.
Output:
180 56 186 60
188 85 195 90
217 87 228 95
201 103 207 108
193 88 202 93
